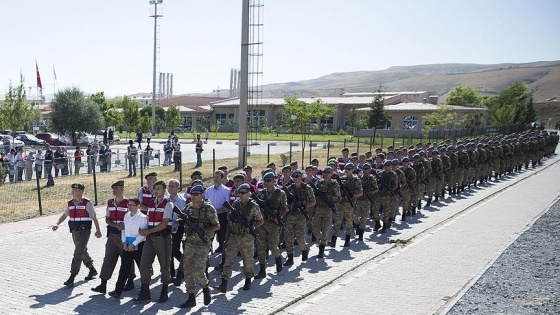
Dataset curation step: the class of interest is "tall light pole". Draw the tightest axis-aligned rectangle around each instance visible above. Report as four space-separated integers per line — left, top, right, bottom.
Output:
238 0 249 168
149 0 163 134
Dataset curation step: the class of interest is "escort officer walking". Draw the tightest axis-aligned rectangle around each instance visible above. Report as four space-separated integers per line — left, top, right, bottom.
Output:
52 183 102 286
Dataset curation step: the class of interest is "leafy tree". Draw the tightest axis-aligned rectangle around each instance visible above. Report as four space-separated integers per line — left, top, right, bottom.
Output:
165 102 183 133
1 75 34 132
139 115 152 133
367 87 389 139
282 96 333 156
487 82 537 126
196 116 209 132
447 86 482 107
50 87 104 145
121 96 141 137
422 105 464 138
491 104 516 126
140 105 165 134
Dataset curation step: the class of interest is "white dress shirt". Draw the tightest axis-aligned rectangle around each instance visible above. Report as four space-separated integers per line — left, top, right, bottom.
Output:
121 210 149 246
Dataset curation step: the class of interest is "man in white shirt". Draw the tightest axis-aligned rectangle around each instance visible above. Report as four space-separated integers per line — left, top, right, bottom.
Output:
34 149 45 179
205 170 231 270
168 178 187 285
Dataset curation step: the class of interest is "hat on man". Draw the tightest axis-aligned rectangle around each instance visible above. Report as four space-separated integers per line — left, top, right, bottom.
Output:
383 160 392 167
71 183 85 190
323 166 333 172
402 157 410 163
362 163 372 170
111 180 124 188
153 180 166 189
191 179 204 186
291 169 303 177
263 172 276 181
290 161 298 166
191 185 205 193
342 147 349 152
191 170 202 178
344 163 354 170
261 168 273 176
418 150 426 156
391 159 399 165
145 172 158 179
237 183 251 193
243 165 253 171
282 165 291 172
413 154 421 160
311 158 319 164
432 150 439 155
266 162 276 168
233 174 246 181
218 165 228 171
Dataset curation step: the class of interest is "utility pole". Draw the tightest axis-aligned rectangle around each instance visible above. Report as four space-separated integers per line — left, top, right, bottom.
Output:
149 0 163 135
238 0 249 168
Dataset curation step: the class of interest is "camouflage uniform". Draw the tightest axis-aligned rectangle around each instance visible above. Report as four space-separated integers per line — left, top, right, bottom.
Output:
221 199 263 280
448 151 458 192
428 156 443 200
356 173 378 230
456 149 470 188
285 183 315 255
441 152 451 194
412 160 426 207
313 179 340 245
334 174 363 236
377 168 398 230
256 187 287 264
392 167 405 219
401 165 416 217
182 201 219 294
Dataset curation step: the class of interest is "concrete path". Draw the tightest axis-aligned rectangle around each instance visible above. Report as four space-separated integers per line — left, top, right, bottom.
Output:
1 150 558 314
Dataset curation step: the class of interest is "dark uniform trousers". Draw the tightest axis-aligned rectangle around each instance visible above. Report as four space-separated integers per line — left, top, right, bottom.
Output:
71 229 94 275
256 220 281 264
99 232 135 281
171 226 184 273
140 234 172 286
114 242 144 294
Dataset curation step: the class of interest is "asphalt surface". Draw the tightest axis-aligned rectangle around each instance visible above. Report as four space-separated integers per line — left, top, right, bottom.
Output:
447 199 560 315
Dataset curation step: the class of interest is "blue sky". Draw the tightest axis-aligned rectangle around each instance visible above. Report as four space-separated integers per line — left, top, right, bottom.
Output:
1 0 559 98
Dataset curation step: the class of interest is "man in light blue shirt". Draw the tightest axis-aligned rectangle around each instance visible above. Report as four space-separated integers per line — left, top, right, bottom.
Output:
205 170 231 269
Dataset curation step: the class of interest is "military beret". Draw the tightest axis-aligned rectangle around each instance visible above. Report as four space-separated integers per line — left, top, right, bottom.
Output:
261 168 273 176
145 172 158 179
263 172 276 181
311 158 319 163
377 153 386 159
383 160 393 166
291 169 303 177
419 150 426 156
351 156 358 160
282 165 291 172
413 154 421 160
111 180 124 188
323 166 333 172
432 150 439 155
243 165 253 171
305 165 314 171
402 157 410 163
391 159 399 165
237 183 251 192
351 152 358 157
344 163 354 169
71 183 85 190
191 185 205 193
362 163 372 170
440 147 447 152
266 162 276 167
218 165 228 171
457 144 465 149
233 174 245 181
191 179 204 186
328 160 337 166
290 161 298 166
448 145 455 150
153 180 166 189
191 170 202 178
342 147 349 152
364 151 372 155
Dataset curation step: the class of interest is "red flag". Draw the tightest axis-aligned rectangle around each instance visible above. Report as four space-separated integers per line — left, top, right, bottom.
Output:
36 62 43 89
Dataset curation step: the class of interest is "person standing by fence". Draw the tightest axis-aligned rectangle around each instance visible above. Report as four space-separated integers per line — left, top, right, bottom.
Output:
195 134 203 168
173 138 181 172
34 149 44 179
74 146 84 175
43 144 54 179
24 149 35 181
51 183 102 287
127 140 137 177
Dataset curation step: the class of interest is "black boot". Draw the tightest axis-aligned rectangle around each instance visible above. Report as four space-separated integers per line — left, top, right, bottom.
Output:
180 293 196 308
311 235 317 242
434 196 439 202
242 277 251 291
203 287 211 305
134 285 151 303
85 266 98 281
215 278 228 293
254 264 266 279
302 249 309 261
123 278 135 291
64 274 76 287
411 207 416 216
417 201 422 209
426 199 431 207
91 279 107 293
358 228 364 241
448 187 452 195
343 234 351 247
401 213 406 221
317 244 325 258
329 235 337 247
158 284 169 303
284 254 294 266
275 256 283 272
374 220 382 231
174 270 184 286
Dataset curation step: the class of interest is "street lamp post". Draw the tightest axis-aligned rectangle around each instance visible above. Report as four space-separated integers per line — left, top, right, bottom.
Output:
149 0 163 135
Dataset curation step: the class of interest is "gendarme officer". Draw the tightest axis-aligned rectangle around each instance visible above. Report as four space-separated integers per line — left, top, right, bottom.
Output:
52 183 102 286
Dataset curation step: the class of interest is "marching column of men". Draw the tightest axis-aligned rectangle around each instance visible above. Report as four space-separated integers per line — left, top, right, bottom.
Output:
52 130 558 308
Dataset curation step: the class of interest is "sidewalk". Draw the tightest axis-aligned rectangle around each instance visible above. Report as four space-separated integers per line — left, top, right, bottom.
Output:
281 158 560 315
0 152 557 314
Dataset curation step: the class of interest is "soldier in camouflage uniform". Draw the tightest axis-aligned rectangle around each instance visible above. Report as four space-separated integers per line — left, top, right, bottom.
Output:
391 159 405 221
419 150 432 205
313 166 341 258
179 185 220 308
216 183 263 293
333 163 363 247
412 154 426 211
447 146 458 194
378 160 398 232
400 157 416 220
284 170 315 265
440 147 451 197
356 163 378 238
477 143 487 184
456 144 469 192
254 172 288 279
428 150 443 205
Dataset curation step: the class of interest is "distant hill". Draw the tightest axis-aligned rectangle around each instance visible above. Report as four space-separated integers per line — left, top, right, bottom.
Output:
260 61 560 103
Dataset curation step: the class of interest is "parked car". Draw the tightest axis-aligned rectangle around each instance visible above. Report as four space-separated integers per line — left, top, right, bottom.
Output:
35 133 64 146
77 132 95 145
2 135 25 148
15 134 46 146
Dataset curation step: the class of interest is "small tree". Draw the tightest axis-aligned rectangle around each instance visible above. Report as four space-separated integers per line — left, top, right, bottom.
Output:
447 86 482 107
422 105 462 139
121 96 141 138
491 104 516 126
367 87 389 139
165 102 183 133
50 87 104 145
1 75 34 133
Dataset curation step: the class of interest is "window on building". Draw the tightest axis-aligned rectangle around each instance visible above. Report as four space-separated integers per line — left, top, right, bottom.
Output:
380 117 392 130
248 110 266 129
319 116 334 131
216 113 228 126
403 116 418 130
183 116 192 131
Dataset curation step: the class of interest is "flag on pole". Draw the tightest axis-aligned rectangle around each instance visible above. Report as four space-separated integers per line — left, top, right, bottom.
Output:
36 61 43 89
53 65 57 80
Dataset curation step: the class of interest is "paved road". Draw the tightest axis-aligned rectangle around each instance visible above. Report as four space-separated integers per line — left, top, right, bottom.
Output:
1 150 557 314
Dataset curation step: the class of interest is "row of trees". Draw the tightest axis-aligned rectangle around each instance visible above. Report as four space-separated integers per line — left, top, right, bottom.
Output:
0 76 42 133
